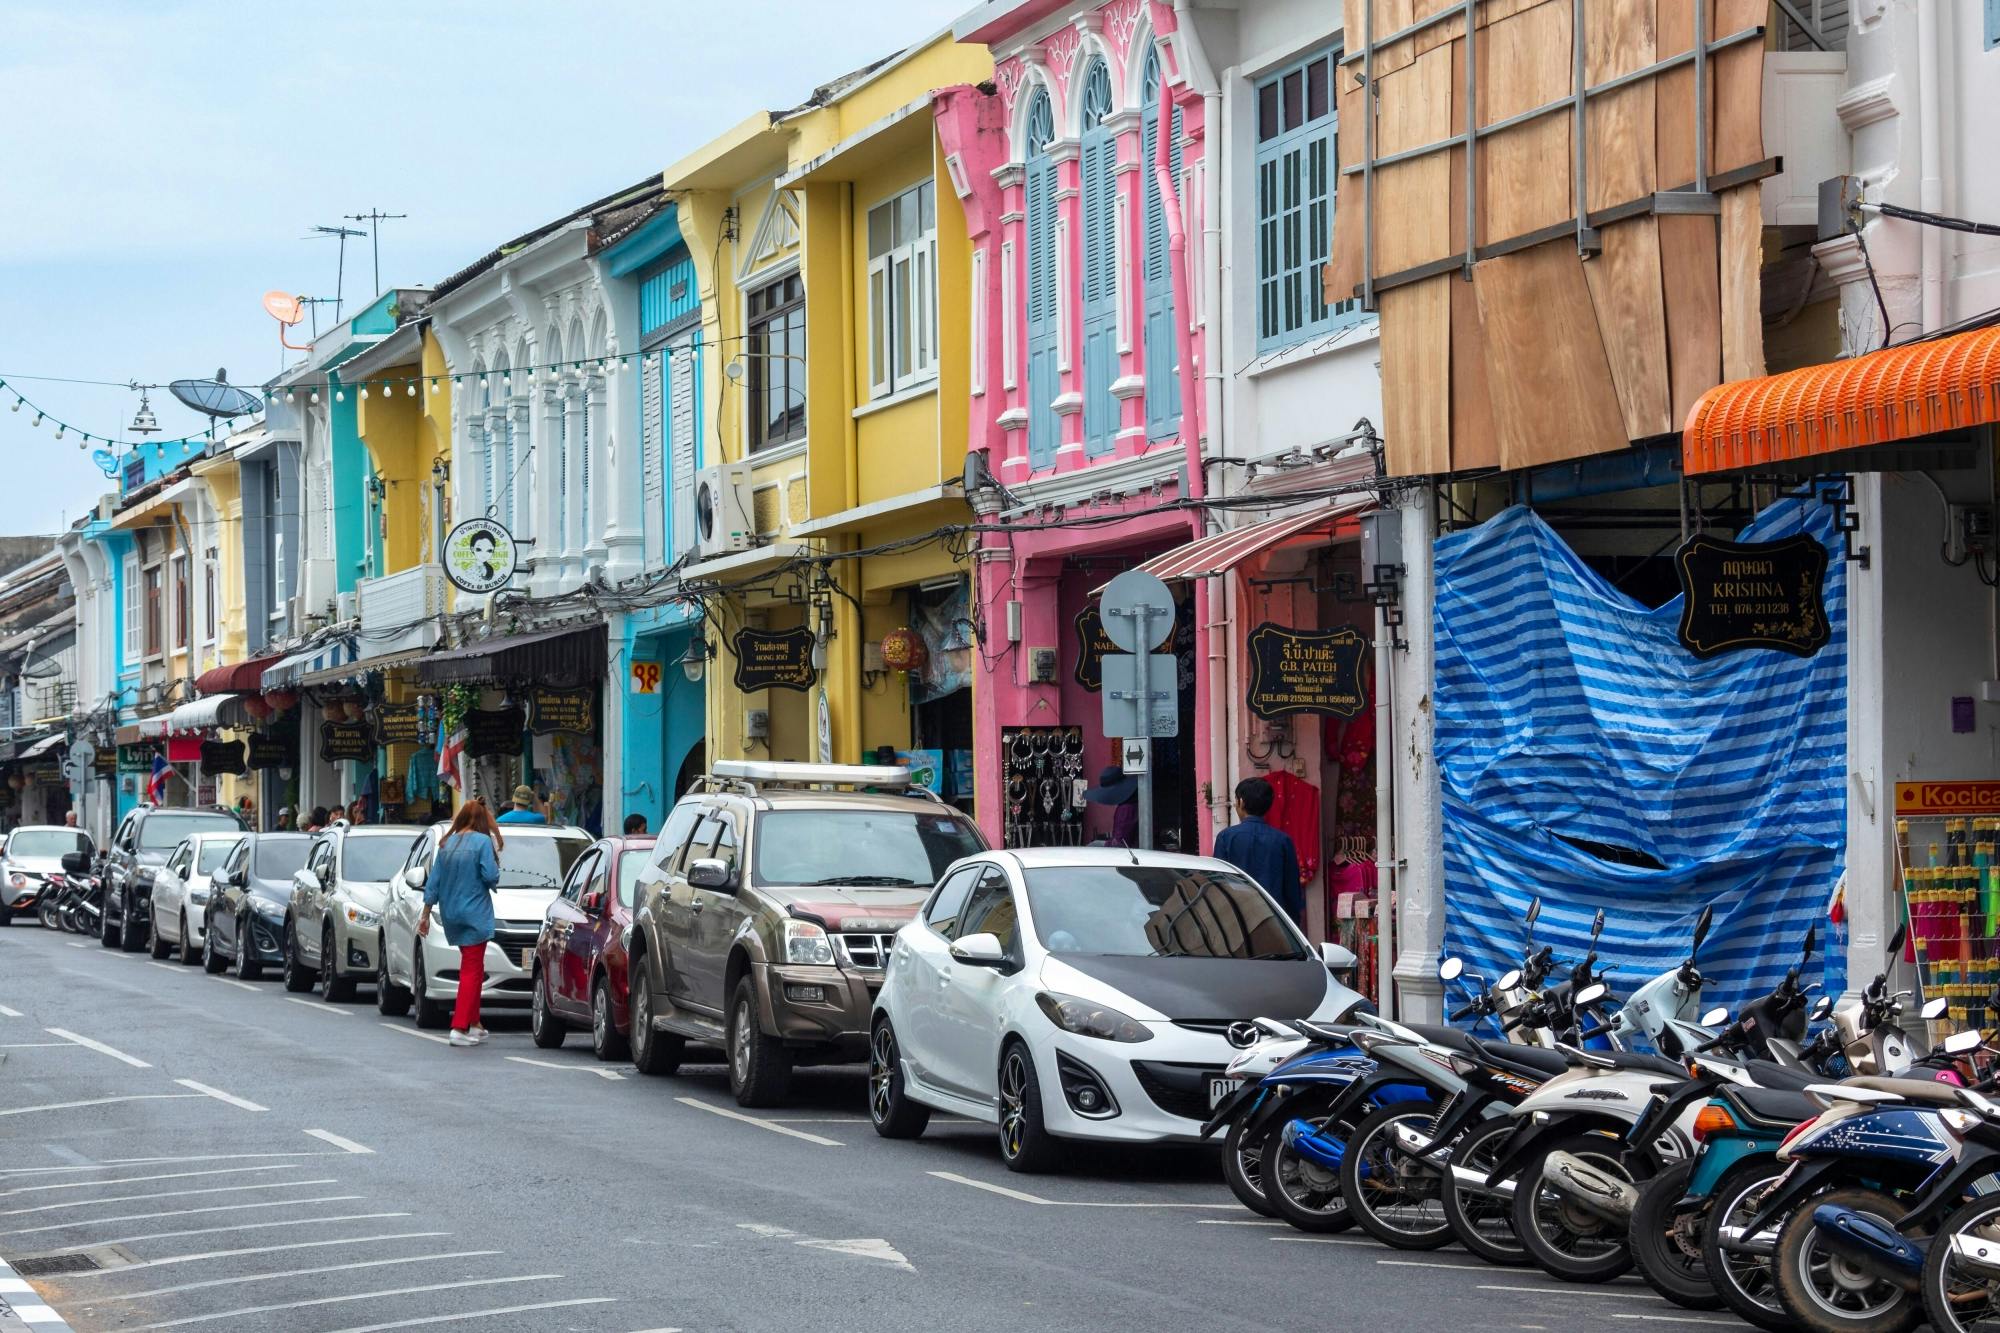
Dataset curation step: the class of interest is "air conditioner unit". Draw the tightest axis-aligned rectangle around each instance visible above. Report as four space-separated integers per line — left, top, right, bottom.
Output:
693 462 755 559
335 590 357 623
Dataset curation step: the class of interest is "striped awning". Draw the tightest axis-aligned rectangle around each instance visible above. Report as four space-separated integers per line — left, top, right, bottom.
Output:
263 637 358 691
164 695 248 735
18 733 65 760
1098 497 1374 593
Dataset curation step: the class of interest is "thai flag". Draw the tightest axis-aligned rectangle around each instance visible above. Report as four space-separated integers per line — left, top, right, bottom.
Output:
147 754 169 804
436 727 465 790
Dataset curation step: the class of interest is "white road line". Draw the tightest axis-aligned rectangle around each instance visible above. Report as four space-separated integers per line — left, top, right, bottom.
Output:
304 1129 374 1155
925 1170 1245 1209
0 1093 200 1119
174 1079 267 1113
0 1004 22 1016
1377 1258 1498 1271
0 1042 68 1048
86 1250 503 1303
1194 1219 1288 1226
1475 1285 1666 1302
67 941 88 948
1270 1235 1385 1247
0 1165 296 1200
132 1273 563 1328
57 1230 451 1276
285 997 352 1016
317 1297 616 1333
146 961 183 973
1 1195 367 1237
0 1179 340 1218
764 1117 865 1123
1605 1316 1742 1326
104 1152 323 1165
209 977 258 992
44 1027 151 1067
505 1055 623 1081
40 1211 412 1251
380 1023 451 1046
675 1097 843 1146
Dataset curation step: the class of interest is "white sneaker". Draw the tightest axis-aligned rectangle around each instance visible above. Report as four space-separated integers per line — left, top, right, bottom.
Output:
468 1026 489 1045
448 1030 477 1047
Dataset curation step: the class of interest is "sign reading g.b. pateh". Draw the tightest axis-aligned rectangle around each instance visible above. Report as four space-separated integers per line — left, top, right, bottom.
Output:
1675 533 1829 660
1246 623 1368 720
731 627 817 693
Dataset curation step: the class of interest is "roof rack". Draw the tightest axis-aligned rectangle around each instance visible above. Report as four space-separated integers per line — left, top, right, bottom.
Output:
701 760 945 801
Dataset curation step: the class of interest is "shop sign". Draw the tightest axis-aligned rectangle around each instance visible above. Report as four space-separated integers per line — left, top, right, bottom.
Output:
199 740 246 775
528 686 594 736
1894 781 2000 818
630 659 663 695
319 722 374 763
374 704 422 747
247 735 290 771
1074 603 1180 692
1246 623 1369 720
1674 533 1830 660
731 627 817 693
118 745 153 773
93 746 117 775
463 707 526 758
442 516 519 594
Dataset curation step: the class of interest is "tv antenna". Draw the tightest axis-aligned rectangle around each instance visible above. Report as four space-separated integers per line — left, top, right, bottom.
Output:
308 223 367 319
343 208 407 299
169 369 263 422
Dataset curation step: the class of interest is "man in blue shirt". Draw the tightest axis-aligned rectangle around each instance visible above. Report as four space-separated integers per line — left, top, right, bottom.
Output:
496 784 549 825
1212 777 1304 926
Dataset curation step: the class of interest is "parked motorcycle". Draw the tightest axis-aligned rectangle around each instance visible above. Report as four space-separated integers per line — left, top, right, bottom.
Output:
1915 1084 2000 1332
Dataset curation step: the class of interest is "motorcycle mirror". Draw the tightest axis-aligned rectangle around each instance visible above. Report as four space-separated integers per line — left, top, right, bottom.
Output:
1525 897 1541 932
1801 923 1817 961
1497 968 1523 991
1887 919 1907 959
1811 995 1833 1021
1701 1005 1730 1027
1921 996 1949 1021
1438 957 1465 982
1575 982 1608 1007
1945 1030 1983 1055
1590 907 1605 943
1692 903 1714 956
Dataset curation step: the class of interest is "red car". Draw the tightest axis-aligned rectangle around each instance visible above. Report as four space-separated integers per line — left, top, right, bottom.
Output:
531 835 654 1060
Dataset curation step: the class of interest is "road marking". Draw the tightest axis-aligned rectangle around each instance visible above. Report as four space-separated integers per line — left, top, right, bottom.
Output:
304 1129 374 1155
131 1274 565 1329
39 1210 411 1250
1605 1316 1742 1326
286 997 352 1016
0 1093 200 1119
1270 1235 1384 1247
737 1221 911 1269
1378 1258 1498 1271
57 1230 451 1276
0 1042 68 1049
765 1117 865 1124
0 1004 22 1016
380 1023 451 1046
0 1165 296 1199
209 977 258 992
925 1171 1245 1209
147 961 183 973
1475 1285 1666 1302
0 1179 339 1218
45 1027 150 1067
1 1195 367 1237
1194 1219 1288 1226
85 1250 504 1303
104 1152 323 1165
505 1055 623 1081
67 940 88 948
675 1097 842 1146
174 1079 267 1112
316 1297 617 1332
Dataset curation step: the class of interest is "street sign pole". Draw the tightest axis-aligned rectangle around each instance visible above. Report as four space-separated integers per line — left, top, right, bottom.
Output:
1134 604 1153 851
1099 568 1178 853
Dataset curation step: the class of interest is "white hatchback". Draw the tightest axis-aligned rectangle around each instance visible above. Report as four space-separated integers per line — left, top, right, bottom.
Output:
869 847 1367 1172
148 832 246 963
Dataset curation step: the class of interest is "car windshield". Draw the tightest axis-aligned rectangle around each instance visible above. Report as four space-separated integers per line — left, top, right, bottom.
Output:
618 855 646 907
141 813 240 851
8 830 90 859
342 835 417 884
496 834 589 889
196 839 242 874
1021 865 1309 961
250 837 310 880
751 810 984 888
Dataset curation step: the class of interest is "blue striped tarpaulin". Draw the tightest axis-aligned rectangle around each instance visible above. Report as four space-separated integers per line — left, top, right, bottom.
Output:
1434 497 1847 1023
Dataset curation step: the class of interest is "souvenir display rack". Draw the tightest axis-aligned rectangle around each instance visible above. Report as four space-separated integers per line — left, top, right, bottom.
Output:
1001 725 1087 848
1897 815 2000 1035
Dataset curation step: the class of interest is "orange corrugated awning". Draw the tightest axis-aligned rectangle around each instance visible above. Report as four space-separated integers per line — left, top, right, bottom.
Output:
1683 324 2000 475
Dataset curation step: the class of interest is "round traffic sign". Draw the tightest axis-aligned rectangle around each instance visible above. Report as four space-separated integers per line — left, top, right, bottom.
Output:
1097 569 1176 654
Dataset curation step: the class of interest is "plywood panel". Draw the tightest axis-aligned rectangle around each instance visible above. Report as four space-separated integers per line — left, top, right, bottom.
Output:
1659 212 1722 424
1712 0 1766 175
1374 45 1455 274
1584 0 1657 210
1720 184 1766 384
1473 240 1629 468
1477 0 1572 245
1449 272 1500 469
1380 276 1453 476
1325 64 1368 302
1654 0 1705 188
1582 217 1672 438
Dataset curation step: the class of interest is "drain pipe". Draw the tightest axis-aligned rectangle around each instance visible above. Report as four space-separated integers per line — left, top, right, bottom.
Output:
1917 0 1944 334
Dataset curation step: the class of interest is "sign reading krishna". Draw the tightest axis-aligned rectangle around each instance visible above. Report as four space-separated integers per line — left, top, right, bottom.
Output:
1675 532 1829 660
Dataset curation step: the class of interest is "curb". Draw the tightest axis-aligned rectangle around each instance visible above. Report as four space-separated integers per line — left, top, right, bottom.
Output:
0 1256 76 1332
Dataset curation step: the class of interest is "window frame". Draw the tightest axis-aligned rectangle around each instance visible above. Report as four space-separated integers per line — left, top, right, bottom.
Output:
1251 46 1363 354
745 273 807 454
169 548 190 653
142 561 164 661
924 863 982 937
865 180 940 400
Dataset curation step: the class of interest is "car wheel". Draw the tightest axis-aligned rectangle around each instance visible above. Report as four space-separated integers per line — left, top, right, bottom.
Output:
202 918 227 973
118 893 145 952
867 1017 930 1140
281 921 314 993
375 934 412 1017
99 888 119 947
530 967 567 1049
147 914 171 960
628 974 684 1076
234 917 263 980
411 947 450 1030
321 925 355 1003
996 1041 1061 1174
727 976 791 1108
0 905 12 927
177 913 202 966
591 976 628 1062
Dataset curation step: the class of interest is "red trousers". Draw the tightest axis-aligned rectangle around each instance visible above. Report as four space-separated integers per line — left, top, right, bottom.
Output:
453 943 485 1032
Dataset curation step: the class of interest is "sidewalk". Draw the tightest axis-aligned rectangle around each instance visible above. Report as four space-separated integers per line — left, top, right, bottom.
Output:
0 1256 74 1332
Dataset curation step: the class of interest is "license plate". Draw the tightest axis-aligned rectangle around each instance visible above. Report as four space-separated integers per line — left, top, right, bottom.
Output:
520 947 536 970
1209 1077 1233 1110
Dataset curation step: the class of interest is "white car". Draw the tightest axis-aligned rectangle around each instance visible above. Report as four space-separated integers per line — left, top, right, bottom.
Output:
1 824 93 926
378 821 593 1028
868 847 1367 1172
282 823 425 1001
147 831 245 963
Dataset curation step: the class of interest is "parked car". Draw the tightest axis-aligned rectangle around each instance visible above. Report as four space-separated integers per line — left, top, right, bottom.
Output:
627 760 987 1105
1 824 93 926
868 847 1369 1172
102 805 246 951
282 823 422 1001
146 831 245 963
202 832 311 979
379 820 593 1028
530 835 655 1059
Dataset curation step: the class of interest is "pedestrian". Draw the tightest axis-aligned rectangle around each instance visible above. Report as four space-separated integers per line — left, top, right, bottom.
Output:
1083 765 1139 848
276 806 294 831
63 810 78 827
304 806 329 833
496 784 547 825
1212 776 1306 927
418 798 503 1048
623 812 648 835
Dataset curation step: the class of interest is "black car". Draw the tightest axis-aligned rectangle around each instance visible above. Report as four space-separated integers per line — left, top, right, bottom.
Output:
202 833 311 980
100 806 246 951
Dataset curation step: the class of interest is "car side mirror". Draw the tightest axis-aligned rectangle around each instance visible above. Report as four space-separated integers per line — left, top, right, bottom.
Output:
686 857 734 892
581 890 605 913
404 865 428 889
60 851 91 875
297 870 321 893
1321 941 1359 974
949 932 1009 968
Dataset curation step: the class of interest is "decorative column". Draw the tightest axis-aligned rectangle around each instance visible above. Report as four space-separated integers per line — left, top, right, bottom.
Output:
992 163 1030 477
514 389 541 593
561 372 587 581
584 367 614 575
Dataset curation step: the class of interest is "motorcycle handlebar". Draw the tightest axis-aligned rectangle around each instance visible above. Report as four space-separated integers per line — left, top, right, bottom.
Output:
1580 1020 1612 1040
1450 1002 1481 1022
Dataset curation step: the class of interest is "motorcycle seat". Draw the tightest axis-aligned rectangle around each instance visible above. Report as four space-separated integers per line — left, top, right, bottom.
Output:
1727 1084 1819 1128
1840 1075 1964 1106
1607 1051 1689 1079
1404 1023 1482 1056
1472 1040 1568 1078
1739 1060 1819 1091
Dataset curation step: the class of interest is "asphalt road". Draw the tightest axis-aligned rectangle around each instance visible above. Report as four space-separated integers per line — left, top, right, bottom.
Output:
0 922 1759 1333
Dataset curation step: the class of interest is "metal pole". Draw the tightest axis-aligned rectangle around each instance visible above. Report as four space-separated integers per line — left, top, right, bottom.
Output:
1362 0 1376 310
1134 607 1154 851
1693 0 1709 194
1463 0 1477 278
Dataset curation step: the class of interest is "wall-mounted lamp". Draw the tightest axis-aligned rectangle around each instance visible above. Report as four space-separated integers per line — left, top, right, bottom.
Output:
679 636 712 684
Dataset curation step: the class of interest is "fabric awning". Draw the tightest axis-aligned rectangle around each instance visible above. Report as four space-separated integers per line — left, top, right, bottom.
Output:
1095 497 1374 593
194 653 284 696
165 695 247 735
417 623 607 686
1683 323 2000 476
18 733 65 760
264 637 358 690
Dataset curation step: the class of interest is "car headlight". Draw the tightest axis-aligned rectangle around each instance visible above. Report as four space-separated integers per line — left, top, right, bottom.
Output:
343 904 381 928
9 874 25 889
783 919 835 966
252 899 286 921
1035 991 1154 1043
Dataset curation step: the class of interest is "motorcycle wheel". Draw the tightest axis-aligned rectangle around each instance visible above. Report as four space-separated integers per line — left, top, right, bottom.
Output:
1222 1110 1279 1219
39 896 60 930
1629 1159 1725 1309
1510 1132 1634 1282
1264 1097 1359 1234
1771 1186 1921 1333
1700 1156 1797 1333
1441 1116 1530 1266
1340 1101 1454 1250
1921 1192 2000 1333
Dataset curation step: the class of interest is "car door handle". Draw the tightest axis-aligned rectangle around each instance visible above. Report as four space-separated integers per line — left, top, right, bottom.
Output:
689 899 705 914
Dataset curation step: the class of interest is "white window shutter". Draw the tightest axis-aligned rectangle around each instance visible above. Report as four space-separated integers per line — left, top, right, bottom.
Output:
641 349 666 566
668 333 698 560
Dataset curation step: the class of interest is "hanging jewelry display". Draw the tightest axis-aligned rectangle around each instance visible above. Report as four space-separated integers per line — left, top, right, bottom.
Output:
1000 725 1087 848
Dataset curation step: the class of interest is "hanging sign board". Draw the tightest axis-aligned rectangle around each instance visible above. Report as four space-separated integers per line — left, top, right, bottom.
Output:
630 659 663 695
528 686 595 736
93 746 117 775
118 745 152 774
1894 782 2000 818
319 722 374 763
1101 653 1180 738
1674 533 1830 660
374 705 422 747
442 517 518 594
463 707 526 758
731 627 817 693
247 735 290 771
1246 623 1368 720
199 740 246 775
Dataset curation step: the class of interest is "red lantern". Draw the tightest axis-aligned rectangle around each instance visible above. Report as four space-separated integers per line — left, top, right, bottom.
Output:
879 627 927 673
265 690 298 713
243 695 273 721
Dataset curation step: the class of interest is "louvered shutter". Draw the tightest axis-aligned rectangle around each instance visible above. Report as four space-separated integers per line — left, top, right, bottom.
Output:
641 348 665 566
122 553 140 662
1144 68 1183 440
580 395 592 549
667 331 699 561
557 400 570 553
1025 149 1059 469
1081 124 1117 457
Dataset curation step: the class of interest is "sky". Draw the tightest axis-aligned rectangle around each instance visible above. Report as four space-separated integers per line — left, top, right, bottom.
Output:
0 0 972 536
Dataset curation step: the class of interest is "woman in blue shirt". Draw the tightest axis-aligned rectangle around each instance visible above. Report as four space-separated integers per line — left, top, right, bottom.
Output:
418 800 502 1047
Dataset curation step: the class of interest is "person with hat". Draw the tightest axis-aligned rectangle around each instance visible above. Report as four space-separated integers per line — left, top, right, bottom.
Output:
497 784 548 825
1083 765 1139 848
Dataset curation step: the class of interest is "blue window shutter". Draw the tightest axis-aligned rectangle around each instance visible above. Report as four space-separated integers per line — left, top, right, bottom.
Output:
1025 142 1059 468
1081 125 1117 457
1254 49 1361 353
1988 0 2000 49
1143 53 1182 441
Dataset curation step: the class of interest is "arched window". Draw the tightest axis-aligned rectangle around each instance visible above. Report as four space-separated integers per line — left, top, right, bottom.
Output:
1079 57 1116 458
1141 48 1183 440
1024 87 1059 468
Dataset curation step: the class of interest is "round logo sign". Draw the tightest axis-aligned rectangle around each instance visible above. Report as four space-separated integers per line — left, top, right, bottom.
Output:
443 517 518 594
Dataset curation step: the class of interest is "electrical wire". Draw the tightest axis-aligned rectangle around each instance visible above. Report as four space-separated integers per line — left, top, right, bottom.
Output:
1863 201 2000 239
1854 227 1894 353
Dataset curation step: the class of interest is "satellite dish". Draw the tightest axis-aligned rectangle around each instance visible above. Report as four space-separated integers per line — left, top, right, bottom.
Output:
263 291 304 325
91 448 118 477
170 369 261 420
